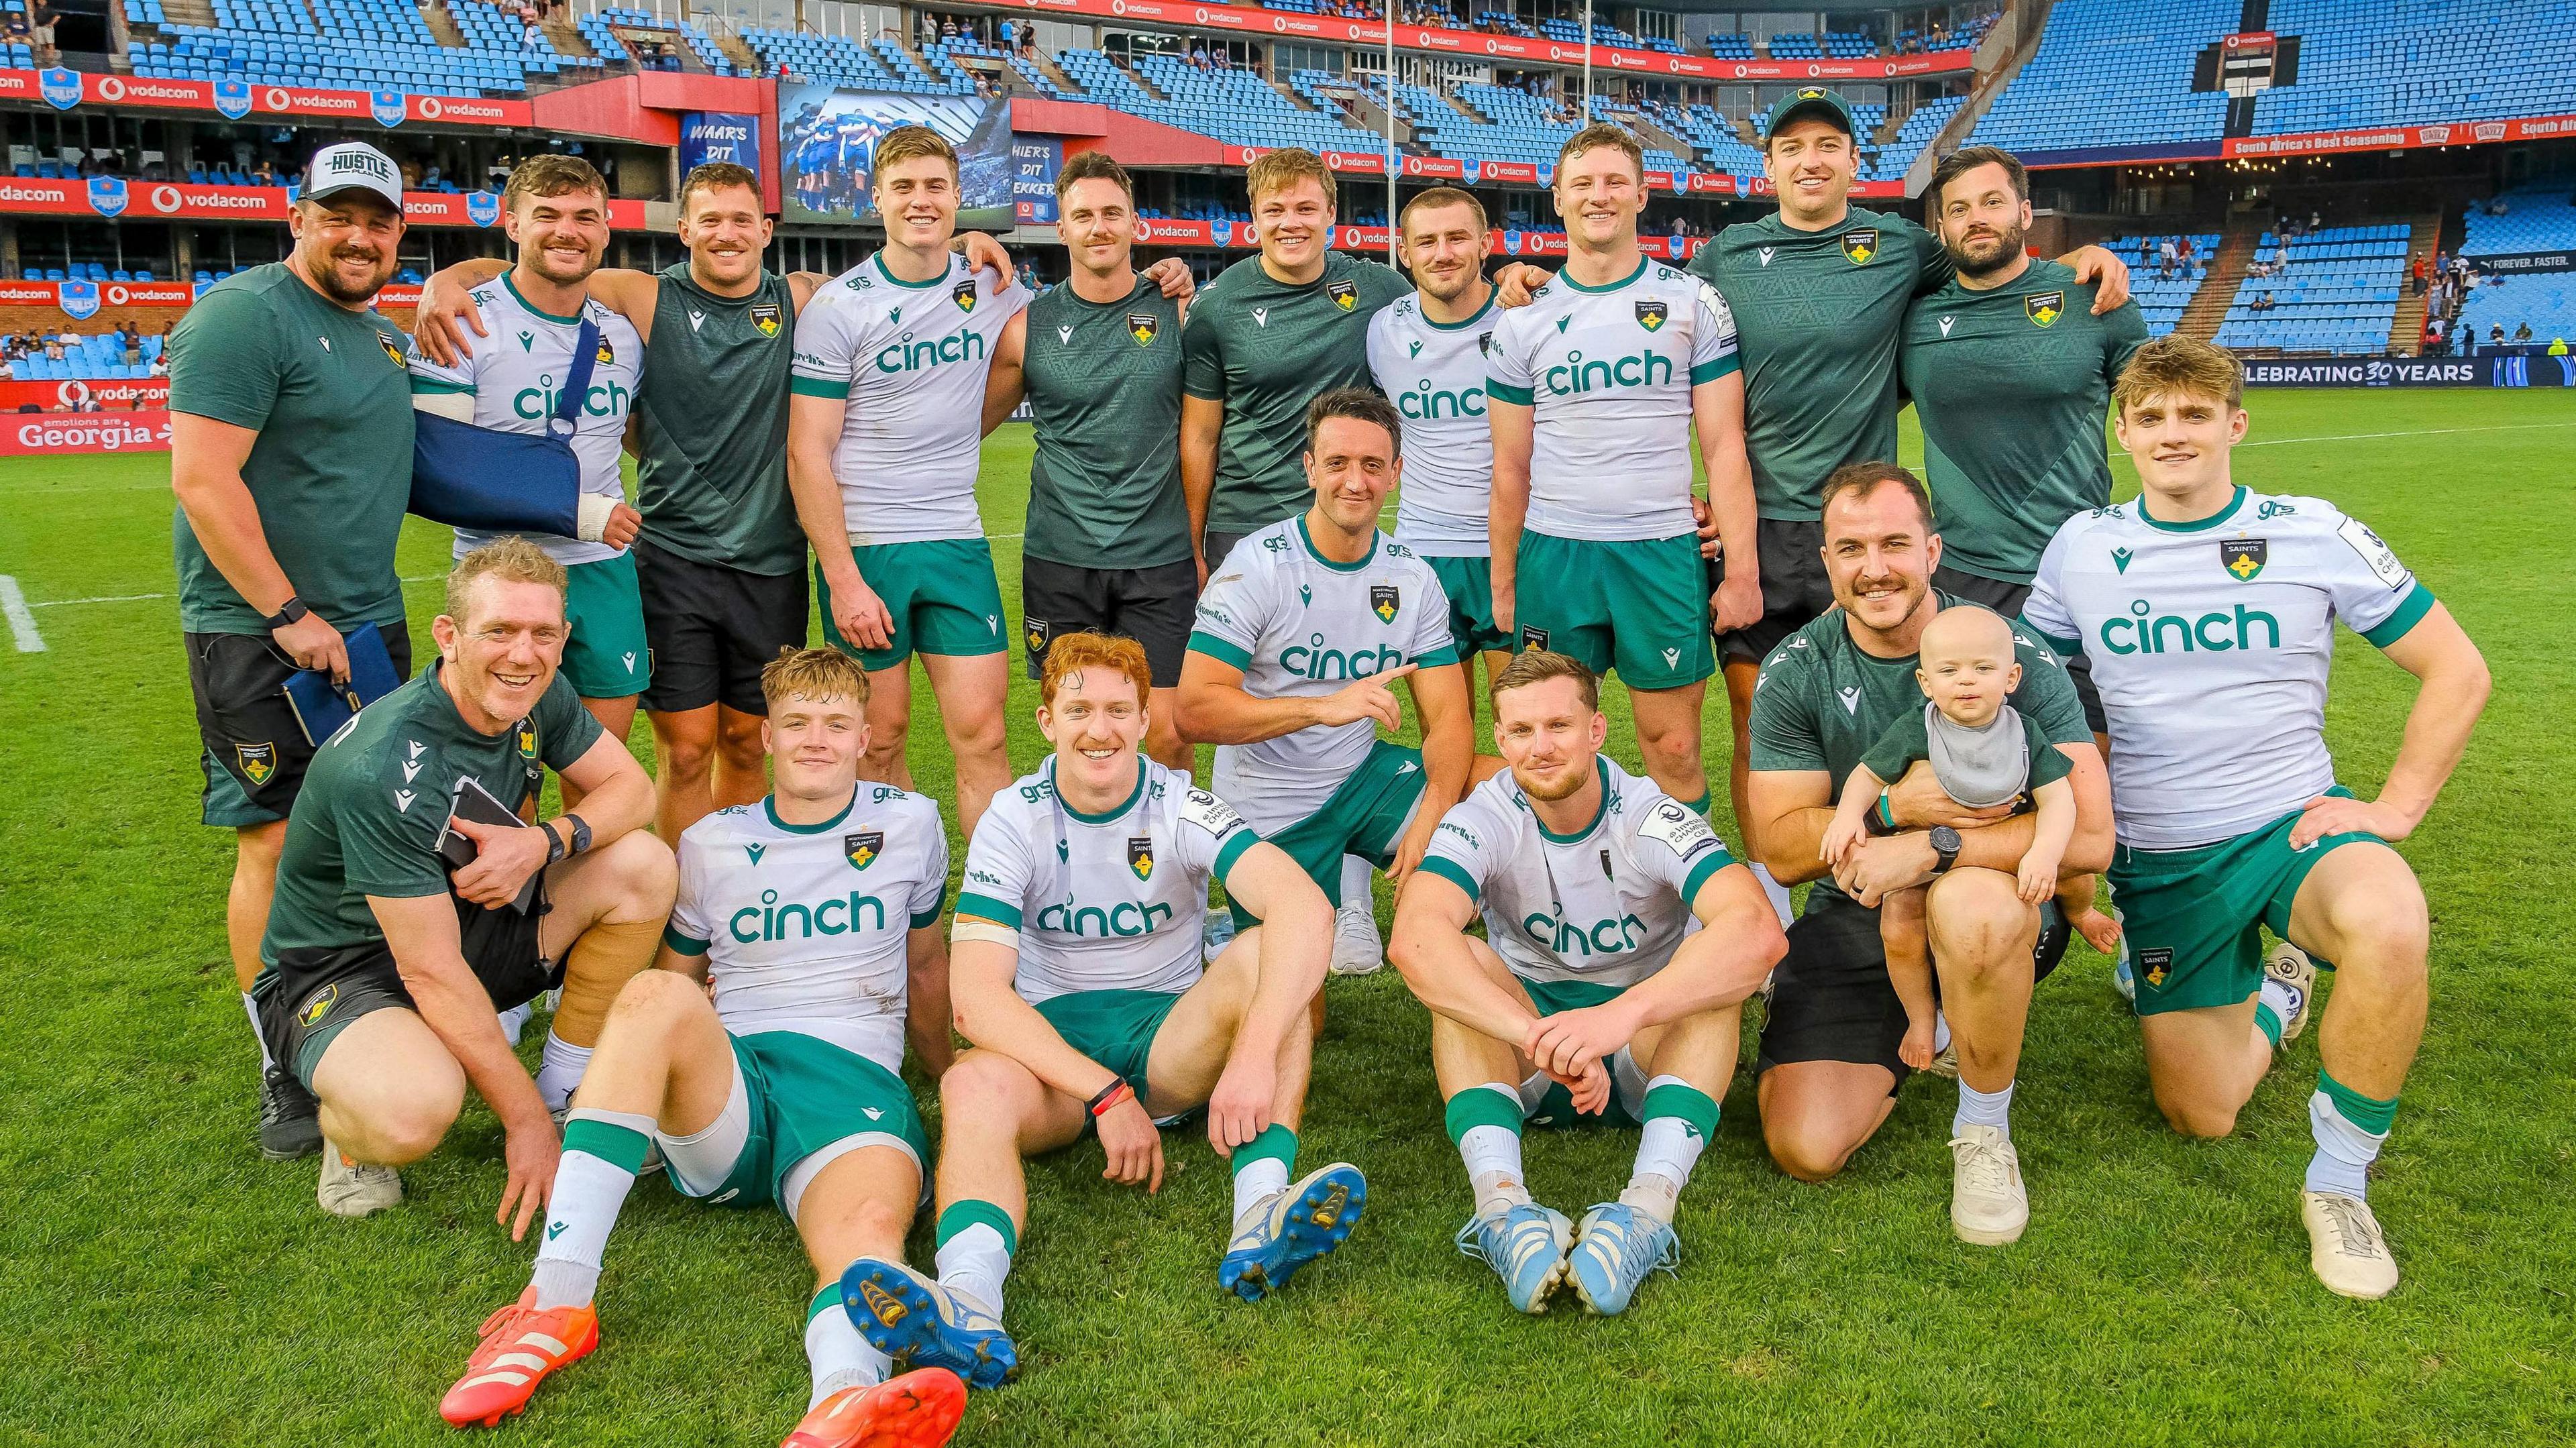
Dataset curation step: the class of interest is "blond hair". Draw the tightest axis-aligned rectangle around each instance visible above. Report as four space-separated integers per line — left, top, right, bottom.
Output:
2114 333 2246 414
678 160 759 215
1558 122 1643 179
1399 185 1487 237
445 537 566 622
873 125 958 179
1491 649 1599 713
503 153 607 211
1246 147 1334 208
761 646 869 712
1039 632 1154 710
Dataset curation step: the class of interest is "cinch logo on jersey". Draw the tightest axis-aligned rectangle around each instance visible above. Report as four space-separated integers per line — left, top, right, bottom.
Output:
1542 349 1674 398
873 327 987 375
1280 632 1408 680
511 374 632 421
1519 906 1649 956
728 887 892 943
1035 893 1174 937
1399 378 1486 419
2098 598 2284 655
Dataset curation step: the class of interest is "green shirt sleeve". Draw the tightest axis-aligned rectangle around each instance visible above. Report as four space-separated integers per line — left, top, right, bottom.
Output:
2102 298 2151 384
2009 642 2092 747
533 675 606 770
1747 648 1827 773
2025 714 2076 789
166 285 284 430
1858 708 1930 785
1902 216 1953 298
336 781 452 901
1181 290 1226 401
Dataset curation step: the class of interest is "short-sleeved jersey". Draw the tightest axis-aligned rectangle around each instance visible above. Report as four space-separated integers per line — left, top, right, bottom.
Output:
1688 208 1948 521
1020 276 1190 570
1748 594 2090 903
955 758 1260 1004
1420 758 1732 987
1181 251 1411 537
790 252 1030 545
261 663 602 962
1485 256 1739 543
663 784 947 1072
2021 487 2436 850
632 264 804 577
407 275 645 567
168 263 416 634
1187 516 1460 834
1899 259 2150 584
1365 290 1499 557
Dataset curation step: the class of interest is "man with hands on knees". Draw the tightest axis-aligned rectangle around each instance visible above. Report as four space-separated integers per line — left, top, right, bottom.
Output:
252 539 675 1225
840 632 1352 1396
1390 650 1785 1318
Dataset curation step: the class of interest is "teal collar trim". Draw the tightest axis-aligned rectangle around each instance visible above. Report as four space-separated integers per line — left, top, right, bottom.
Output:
1421 290 1498 331
764 785 859 835
502 272 584 326
1049 757 1146 824
871 250 951 290
2137 485 2247 533
1297 513 1377 572
1558 254 1650 294
1533 759 1613 844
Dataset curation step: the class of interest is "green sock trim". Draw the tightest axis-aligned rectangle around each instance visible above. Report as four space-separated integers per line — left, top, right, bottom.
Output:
808 1284 839 1322
2253 1001 2285 1048
1679 790 1713 817
934 1199 1019 1258
1444 1083 1526 1144
2318 1070 2398 1136
562 1116 651 1174
1229 1123 1298 1175
1641 1081 1721 1139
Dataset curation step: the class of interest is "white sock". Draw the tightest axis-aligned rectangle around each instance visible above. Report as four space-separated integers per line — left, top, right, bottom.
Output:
1748 861 1794 929
1338 856 1375 918
805 1291 890 1408
1232 1156 1291 1225
2305 1091 2385 1200
2257 976 2302 1045
1953 1078 2015 1139
1931 1011 1953 1056
498 999 533 1048
1458 1121 1532 1214
934 1223 1012 1319
242 991 276 1072
1619 1076 1713 1223
534 1032 594 1114
529 1108 656 1309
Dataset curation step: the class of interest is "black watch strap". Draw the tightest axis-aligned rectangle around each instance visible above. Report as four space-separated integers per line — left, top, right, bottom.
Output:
1929 826 1963 875
564 814 592 857
264 596 308 630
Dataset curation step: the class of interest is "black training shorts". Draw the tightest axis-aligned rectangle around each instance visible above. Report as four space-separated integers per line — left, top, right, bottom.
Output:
1022 555 1201 689
1931 566 2107 735
187 622 414 828
1717 517 1837 667
636 539 810 716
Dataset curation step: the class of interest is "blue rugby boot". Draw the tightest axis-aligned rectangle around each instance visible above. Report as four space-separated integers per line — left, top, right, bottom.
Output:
1454 1201 1573 1313
1218 1162 1366 1302
839 1258 1018 1391
1565 1202 1679 1317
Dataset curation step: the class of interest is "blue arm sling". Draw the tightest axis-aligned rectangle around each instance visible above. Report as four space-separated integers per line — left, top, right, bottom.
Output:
407 314 597 537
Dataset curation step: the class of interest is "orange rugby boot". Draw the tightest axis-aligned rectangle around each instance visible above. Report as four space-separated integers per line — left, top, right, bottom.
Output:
437 1288 600 1428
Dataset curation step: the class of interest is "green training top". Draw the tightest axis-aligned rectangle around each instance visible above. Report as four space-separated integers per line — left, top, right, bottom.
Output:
1748 593 2090 903
1181 250 1410 537
1857 703 2076 798
632 264 804 577
1021 275 1191 569
1688 207 1949 520
1900 258 2149 583
167 262 417 634
262 661 602 963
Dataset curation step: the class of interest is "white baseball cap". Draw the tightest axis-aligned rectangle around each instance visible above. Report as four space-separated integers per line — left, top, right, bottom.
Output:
301 142 404 208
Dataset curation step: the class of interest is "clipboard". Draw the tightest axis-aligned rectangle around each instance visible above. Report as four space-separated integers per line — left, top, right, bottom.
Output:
435 773 544 915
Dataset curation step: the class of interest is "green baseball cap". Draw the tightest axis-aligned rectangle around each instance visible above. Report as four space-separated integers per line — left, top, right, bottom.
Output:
1764 87 1854 145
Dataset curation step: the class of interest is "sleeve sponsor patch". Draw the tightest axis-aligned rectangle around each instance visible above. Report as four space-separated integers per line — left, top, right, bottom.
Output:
1637 797 1719 859
2335 514 2412 590
1178 787 1246 838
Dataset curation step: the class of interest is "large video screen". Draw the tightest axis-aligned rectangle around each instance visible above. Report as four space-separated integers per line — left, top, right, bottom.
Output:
777 84 1016 231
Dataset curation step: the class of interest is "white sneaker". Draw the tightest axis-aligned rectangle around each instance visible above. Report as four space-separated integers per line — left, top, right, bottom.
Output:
497 999 533 1048
1948 1123 2028 1245
1328 902 1385 976
317 1138 402 1218
2264 941 2317 1042
2302 1190 2398 1299
1201 909 1238 963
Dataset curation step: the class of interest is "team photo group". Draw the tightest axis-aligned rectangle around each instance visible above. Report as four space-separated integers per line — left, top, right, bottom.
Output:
168 83 2489 1448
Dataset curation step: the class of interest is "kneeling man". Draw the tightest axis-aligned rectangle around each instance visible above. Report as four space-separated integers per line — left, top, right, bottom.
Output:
2023 337 2489 1298
254 539 674 1221
439 647 965 1446
1389 651 1785 1316
843 632 1346 1389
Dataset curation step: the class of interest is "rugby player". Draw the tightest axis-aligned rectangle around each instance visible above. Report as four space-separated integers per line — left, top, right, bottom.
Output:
1366 186 1512 700
1176 389 1475 972
1746 464 2112 1245
840 633 1352 1386
169 141 418 1158
408 155 651 763
1684 90 2131 926
439 649 966 1445
788 125 1036 842
1390 651 1785 1315
254 541 674 1221
2021 338 2489 1298
1488 123 1756 828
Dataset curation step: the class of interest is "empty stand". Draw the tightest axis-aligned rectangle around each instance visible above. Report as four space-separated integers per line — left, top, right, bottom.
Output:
2212 224 2409 353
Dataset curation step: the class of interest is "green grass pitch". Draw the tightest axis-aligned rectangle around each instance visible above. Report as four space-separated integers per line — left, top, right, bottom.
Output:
0 392 2569 1445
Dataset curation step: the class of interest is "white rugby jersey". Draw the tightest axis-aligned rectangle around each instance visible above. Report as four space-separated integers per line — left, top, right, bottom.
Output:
1366 291 1499 556
2022 486 2434 850
1189 516 1459 834
790 252 1030 545
409 276 645 566
1421 757 1731 988
663 783 949 1073
1485 256 1738 543
955 757 1258 1004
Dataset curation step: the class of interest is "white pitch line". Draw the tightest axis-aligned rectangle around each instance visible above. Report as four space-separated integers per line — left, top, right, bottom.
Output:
2240 420 2576 448
0 575 44 652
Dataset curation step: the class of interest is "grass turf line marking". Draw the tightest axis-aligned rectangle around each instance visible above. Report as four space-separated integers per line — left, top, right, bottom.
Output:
2240 420 2576 448
0 575 43 651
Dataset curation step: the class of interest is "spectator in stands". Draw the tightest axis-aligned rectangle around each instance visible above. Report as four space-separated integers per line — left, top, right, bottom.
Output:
43 334 63 362
2514 322 2533 345
0 355 14 382
148 351 168 378
2411 256 2427 294
119 323 142 366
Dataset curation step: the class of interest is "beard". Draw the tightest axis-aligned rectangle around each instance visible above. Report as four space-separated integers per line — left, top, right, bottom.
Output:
1516 759 1589 802
1947 222 2027 279
304 245 390 304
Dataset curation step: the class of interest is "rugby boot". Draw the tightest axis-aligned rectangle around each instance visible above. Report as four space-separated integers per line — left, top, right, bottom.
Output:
841 1259 1018 1391
1220 1162 1367 1301
2302 1190 2399 1300
780 1367 967 1448
258 1064 323 1160
438 1287 598 1427
1454 1201 1573 1313
2265 941 2318 1043
1565 1202 1679 1316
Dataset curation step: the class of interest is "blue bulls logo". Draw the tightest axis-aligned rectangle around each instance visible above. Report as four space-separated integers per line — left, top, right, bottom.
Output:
213 78 252 119
1503 229 1523 256
85 177 127 218
370 90 407 128
466 190 500 227
57 279 100 320
1460 160 1481 184
1536 163 1554 187
39 68 80 109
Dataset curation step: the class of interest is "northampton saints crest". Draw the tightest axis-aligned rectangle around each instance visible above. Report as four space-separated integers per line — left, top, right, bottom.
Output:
2025 290 2065 328
845 831 883 871
1478 331 1493 355
594 334 615 365
235 740 276 787
518 724 539 761
952 278 978 313
2220 538 2268 581
1128 313 1159 345
1126 835 1155 881
1634 299 1669 331
750 302 782 337
1370 584 1400 625
1842 227 1878 265
376 329 405 366
1327 279 1358 311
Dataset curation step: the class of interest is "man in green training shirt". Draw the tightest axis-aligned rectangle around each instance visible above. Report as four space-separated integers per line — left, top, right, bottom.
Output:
1900 145 2149 735
983 150 1195 777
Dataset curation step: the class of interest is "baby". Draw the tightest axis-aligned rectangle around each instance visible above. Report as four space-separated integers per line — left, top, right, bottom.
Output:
1821 606 2118 1069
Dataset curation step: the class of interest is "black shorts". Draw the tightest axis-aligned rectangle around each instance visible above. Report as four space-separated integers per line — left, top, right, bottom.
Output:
636 538 810 716
1754 888 2070 1089
1022 554 1200 689
188 622 414 829
1203 530 1249 574
256 885 555 1091
1931 566 2108 735
1716 517 1836 666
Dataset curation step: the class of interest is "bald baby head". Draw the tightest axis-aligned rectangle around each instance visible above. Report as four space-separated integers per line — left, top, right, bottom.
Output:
1917 604 2021 728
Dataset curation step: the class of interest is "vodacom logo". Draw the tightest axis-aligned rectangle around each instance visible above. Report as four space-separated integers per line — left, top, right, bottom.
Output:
106 284 132 304
266 86 291 109
417 97 441 119
53 380 92 407
151 184 183 214
96 76 125 101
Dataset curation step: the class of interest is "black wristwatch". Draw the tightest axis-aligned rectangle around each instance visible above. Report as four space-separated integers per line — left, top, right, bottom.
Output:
1928 825 1963 875
262 595 309 630
562 813 592 858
